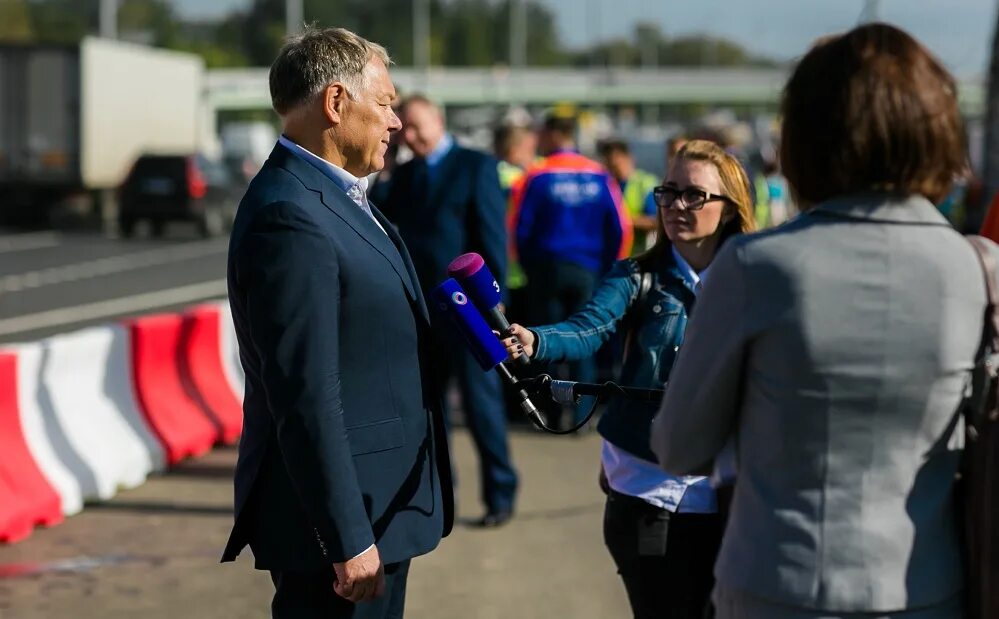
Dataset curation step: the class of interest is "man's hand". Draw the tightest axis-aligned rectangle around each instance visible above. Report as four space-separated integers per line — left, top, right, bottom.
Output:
333 545 385 603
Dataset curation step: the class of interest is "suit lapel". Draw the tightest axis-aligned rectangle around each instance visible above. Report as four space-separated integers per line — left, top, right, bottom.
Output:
371 204 431 325
321 189 420 303
271 144 419 302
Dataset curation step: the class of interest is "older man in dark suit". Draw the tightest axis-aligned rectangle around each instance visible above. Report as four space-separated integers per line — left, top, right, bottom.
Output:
380 95 518 528
222 28 453 619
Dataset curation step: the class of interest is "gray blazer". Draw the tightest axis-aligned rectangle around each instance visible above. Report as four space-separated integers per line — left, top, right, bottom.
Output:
651 193 994 614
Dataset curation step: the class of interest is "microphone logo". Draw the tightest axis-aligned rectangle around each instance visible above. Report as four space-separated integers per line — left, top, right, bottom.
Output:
451 291 468 305
492 280 500 293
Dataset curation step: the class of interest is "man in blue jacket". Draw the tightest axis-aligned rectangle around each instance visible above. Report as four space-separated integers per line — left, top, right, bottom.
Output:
380 94 518 528
222 28 453 619
510 114 631 428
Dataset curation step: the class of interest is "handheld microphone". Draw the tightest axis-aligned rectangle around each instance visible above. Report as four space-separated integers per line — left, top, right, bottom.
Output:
446 253 530 367
430 278 543 426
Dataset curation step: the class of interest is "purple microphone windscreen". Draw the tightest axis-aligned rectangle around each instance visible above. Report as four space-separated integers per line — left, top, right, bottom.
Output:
430 279 508 372
446 253 484 279
446 252 502 312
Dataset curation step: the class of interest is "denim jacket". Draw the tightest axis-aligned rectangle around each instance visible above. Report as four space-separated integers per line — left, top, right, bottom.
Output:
532 250 695 462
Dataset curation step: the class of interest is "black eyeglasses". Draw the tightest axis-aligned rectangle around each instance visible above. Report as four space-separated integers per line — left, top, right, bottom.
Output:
653 185 732 211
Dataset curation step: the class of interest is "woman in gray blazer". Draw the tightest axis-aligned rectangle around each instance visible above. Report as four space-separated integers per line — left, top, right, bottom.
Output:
650 23 989 619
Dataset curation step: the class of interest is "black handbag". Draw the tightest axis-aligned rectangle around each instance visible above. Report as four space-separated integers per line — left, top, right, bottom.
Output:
959 236 999 619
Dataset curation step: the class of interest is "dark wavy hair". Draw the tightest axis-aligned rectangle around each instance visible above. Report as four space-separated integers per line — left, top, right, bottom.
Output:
780 23 966 208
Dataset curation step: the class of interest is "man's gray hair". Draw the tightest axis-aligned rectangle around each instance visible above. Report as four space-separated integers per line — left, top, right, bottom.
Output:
269 27 391 115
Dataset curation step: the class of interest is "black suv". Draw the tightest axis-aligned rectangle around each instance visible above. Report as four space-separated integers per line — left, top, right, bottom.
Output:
118 154 241 238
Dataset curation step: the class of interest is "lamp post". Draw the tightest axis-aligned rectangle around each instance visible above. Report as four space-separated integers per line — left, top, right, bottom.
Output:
414 0 431 89
859 0 881 24
286 0 304 36
641 26 659 126
509 0 528 105
99 0 118 39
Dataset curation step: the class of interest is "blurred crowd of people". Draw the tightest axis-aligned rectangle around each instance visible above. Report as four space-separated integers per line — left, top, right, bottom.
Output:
367 92 809 436
369 98 804 316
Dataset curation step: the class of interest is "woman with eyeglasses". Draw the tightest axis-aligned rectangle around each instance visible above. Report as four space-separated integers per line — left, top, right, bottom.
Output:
501 139 756 619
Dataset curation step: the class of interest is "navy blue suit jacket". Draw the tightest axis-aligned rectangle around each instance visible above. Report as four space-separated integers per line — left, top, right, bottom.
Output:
381 144 507 297
222 143 453 570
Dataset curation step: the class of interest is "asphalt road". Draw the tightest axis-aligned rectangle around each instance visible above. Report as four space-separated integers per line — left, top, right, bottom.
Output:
0 429 629 619
0 225 229 344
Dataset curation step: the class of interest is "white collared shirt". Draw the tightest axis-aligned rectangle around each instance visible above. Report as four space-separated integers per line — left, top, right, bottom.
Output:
671 244 709 294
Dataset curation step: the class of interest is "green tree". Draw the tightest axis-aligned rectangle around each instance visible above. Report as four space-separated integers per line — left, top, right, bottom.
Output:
236 0 285 66
26 0 93 44
439 0 494 66
229 0 565 68
661 35 769 66
172 39 249 68
0 0 34 42
491 0 566 66
573 22 774 68
13 0 773 72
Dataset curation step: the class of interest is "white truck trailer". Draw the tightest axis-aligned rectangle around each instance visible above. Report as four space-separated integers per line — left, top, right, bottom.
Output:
0 36 208 224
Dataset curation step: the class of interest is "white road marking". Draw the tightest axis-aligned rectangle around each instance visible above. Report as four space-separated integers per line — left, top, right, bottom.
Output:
0 239 228 293
0 279 227 337
0 232 61 254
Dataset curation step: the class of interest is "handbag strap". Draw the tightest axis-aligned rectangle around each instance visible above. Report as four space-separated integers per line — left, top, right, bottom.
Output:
967 236 999 355
965 236 999 430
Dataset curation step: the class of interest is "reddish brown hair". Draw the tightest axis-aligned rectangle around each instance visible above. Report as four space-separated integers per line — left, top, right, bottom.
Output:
780 23 966 207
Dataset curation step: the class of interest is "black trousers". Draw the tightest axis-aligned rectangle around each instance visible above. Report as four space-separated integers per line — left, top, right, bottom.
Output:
270 560 410 619
604 491 724 619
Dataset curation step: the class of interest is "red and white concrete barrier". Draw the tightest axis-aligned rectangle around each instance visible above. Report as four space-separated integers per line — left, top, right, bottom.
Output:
0 298 245 544
0 352 64 543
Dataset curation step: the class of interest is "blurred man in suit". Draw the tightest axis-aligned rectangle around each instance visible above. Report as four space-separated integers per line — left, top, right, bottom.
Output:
222 28 453 619
380 94 518 528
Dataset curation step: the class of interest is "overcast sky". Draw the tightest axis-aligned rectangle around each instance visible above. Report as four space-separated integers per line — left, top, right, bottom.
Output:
171 0 997 76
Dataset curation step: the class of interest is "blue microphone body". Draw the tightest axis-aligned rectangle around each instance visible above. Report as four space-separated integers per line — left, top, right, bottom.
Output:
430 279 507 372
457 261 503 311
431 278 542 424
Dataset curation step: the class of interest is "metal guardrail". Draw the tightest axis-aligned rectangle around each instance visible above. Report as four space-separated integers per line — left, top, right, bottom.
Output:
206 66 986 116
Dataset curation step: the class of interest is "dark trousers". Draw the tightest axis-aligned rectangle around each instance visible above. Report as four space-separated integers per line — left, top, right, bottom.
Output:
524 260 599 425
435 328 518 514
270 560 410 619
604 490 724 619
